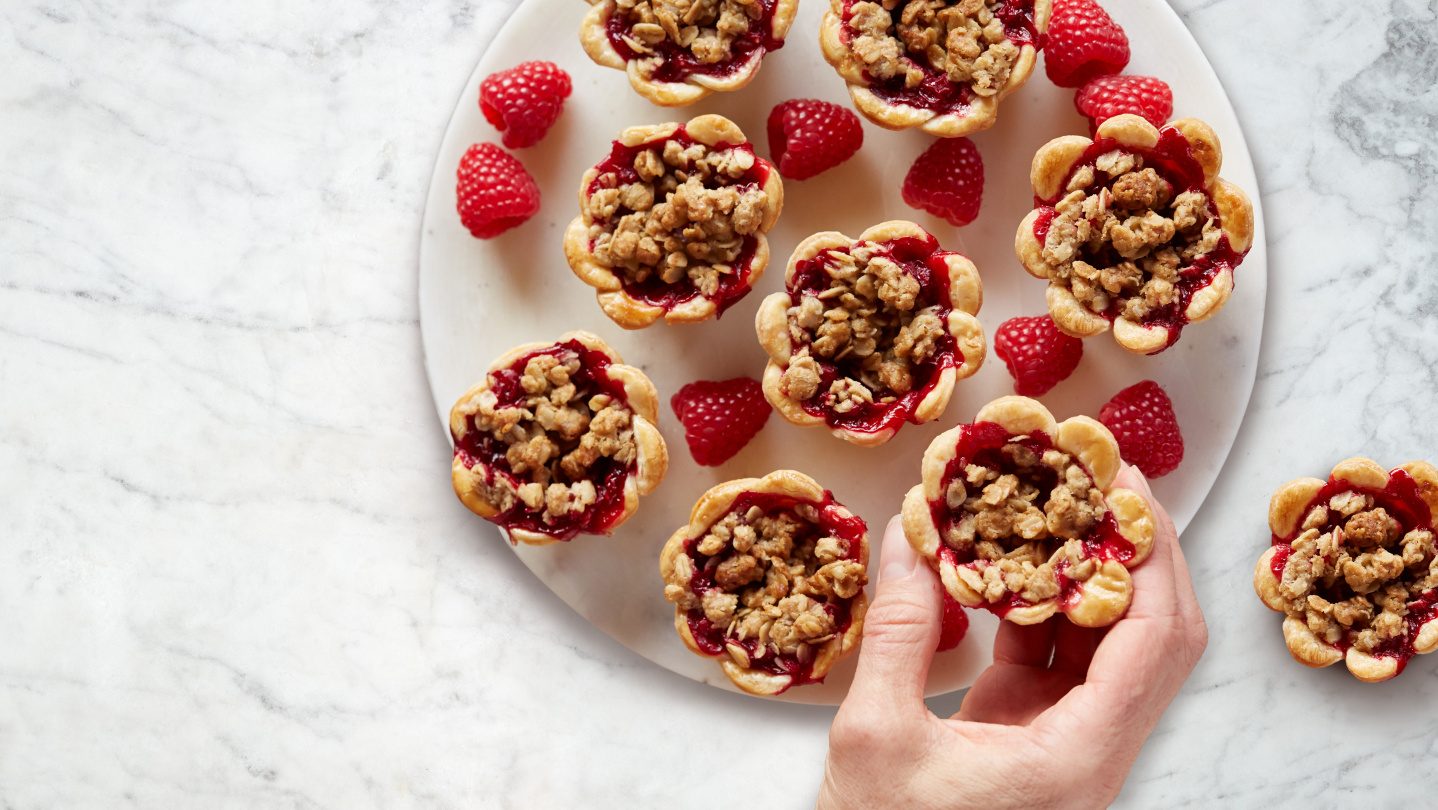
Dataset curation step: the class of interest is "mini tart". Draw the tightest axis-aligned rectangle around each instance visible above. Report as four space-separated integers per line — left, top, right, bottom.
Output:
819 0 1051 137
755 221 985 447
449 331 668 545
1254 458 1438 683
1015 114 1256 355
580 0 798 106
902 396 1156 627
660 470 870 695
565 114 784 329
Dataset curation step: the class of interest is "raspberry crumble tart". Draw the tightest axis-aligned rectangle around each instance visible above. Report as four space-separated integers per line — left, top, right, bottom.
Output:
755 221 985 447
565 114 784 329
819 0 1052 137
1255 457 1438 683
580 0 798 106
1016 114 1255 354
661 470 869 695
449 331 668 545
902 396 1155 627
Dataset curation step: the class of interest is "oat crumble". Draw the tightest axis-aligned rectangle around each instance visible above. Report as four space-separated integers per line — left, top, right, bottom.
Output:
664 501 867 665
1277 492 1438 655
846 0 1022 97
612 0 766 66
587 136 771 299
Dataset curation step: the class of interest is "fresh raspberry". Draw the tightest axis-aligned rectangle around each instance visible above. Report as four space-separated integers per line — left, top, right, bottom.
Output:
766 99 864 180
937 590 970 652
901 138 984 227
455 143 540 239
993 316 1084 397
1099 380 1185 478
1075 75 1173 133
480 61 572 149
1045 0 1131 88
670 378 772 467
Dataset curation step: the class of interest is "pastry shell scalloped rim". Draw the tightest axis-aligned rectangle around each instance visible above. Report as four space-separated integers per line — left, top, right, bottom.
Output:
1252 457 1438 683
563 114 785 330
1014 114 1256 355
658 469 870 696
579 0 800 106
754 220 986 448
449 330 669 546
817 0 1053 137
901 395 1156 628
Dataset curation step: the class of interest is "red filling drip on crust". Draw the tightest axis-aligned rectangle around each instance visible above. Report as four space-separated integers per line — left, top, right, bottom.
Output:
1269 469 1438 667
683 490 867 688
929 422 1134 618
789 234 962 436
604 0 785 83
452 341 634 542
840 0 1039 115
1030 126 1248 349
587 127 769 317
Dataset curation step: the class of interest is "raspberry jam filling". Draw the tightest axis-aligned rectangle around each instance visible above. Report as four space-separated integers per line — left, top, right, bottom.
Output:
1269 469 1438 669
604 0 784 83
1031 127 1247 349
781 235 961 436
840 0 1039 115
585 126 773 316
929 422 1133 618
452 341 636 541
679 491 868 689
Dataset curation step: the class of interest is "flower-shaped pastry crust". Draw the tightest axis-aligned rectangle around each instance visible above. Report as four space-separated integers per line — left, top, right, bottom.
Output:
1015 114 1255 355
755 221 985 447
819 0 1051 136
580 0 798 106
902 396 1156 627
449 331 668 545
660 470 870 695
1254 458 1438 683
565 114 784 329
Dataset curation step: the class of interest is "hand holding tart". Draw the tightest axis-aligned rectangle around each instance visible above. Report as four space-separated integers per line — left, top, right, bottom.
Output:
902 396 1156 627
565 114 784 329
580 0 798 106
450 332 668 545
1254 458 1438 683
819 0 1052 136
755 221 985 447
660 470 869 695
1015 114 1255 354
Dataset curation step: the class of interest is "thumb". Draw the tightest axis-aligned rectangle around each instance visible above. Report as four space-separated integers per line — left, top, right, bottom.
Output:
848 515 941 714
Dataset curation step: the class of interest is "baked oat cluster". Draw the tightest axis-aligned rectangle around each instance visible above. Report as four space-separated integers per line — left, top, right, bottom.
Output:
903 397 1156 627
450 332 667 545
820 0 1050 136
566 116 783 329
614 0 765 66
757 222 985 447
660 471 870 695
1017 115 1255 355
1255 458 1438 682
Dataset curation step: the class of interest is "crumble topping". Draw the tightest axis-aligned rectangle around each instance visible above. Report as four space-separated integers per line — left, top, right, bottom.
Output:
1040 152 1225 323
613 0 765 66
1277 492 1438 655
457 350 638 526
847 0 1021 97
664 501 868 665
587 137 771 298
779 242 949 413
942 438 1110 605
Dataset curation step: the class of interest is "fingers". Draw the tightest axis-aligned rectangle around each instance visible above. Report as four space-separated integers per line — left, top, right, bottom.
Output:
845 515 942 719
1111 464 1180 622
993 621 1056 668
1050 621 1103 676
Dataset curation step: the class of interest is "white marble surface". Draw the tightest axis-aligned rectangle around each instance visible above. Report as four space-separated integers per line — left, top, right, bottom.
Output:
2 0 1436 807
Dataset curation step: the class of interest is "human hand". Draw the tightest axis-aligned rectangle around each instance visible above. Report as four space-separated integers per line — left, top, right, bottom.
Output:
818 465 1206 810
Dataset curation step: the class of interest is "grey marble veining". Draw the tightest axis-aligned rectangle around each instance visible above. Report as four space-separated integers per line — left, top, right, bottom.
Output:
2 0 1436 807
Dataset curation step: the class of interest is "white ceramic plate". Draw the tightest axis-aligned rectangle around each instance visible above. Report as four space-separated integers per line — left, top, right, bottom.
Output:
419 0 1266 705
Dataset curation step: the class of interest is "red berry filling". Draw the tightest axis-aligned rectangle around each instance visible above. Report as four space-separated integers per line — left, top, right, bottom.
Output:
603 0 785 84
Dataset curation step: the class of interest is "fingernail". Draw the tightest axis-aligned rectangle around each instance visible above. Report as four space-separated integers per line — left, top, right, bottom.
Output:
879 516 924 582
